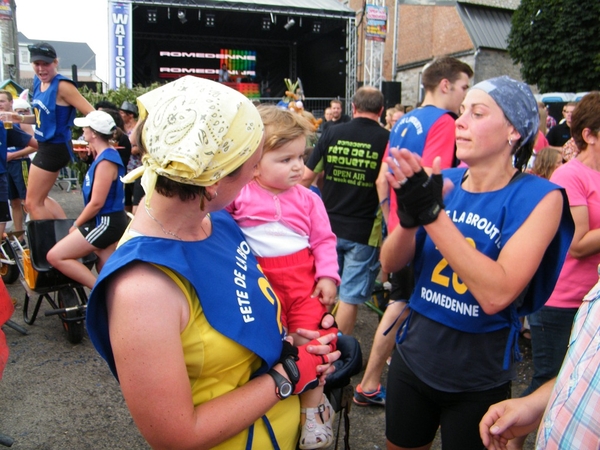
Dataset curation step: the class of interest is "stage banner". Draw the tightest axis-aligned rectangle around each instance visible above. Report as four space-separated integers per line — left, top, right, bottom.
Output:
365 5 387 42
108 1 132 89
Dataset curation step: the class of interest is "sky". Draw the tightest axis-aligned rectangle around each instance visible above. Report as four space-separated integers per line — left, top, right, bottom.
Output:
15 0 109 83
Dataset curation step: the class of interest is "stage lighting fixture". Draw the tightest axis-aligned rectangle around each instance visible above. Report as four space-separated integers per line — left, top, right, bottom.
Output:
178 9 187 24
312 21 321 33
284 18 295 31
147 9 157 23
262 17 271 31
205 13 216 27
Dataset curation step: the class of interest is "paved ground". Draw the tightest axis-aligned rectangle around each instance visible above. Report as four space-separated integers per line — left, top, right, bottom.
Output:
0 184 537 449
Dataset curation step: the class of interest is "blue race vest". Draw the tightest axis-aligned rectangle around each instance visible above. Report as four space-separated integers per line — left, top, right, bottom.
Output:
81 148 125 224
32 74 76 144
87 210 285 380
389 105 450 157
406 168 574 367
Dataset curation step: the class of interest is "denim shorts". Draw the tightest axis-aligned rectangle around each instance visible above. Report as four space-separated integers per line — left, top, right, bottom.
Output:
337 237 380 304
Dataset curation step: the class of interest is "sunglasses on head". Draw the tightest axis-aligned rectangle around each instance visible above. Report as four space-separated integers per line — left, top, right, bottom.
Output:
28 45 55 58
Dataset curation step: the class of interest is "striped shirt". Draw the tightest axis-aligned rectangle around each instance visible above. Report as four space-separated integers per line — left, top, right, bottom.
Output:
536 277 600 449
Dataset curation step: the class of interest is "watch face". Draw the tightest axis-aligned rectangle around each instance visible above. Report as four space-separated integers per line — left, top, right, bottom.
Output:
279 382 293 398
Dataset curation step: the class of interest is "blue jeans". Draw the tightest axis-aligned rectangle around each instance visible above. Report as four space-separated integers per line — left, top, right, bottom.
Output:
521 306 578 396
336 237 380 304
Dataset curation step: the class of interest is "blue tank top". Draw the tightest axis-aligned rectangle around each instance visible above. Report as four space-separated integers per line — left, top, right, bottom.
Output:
404 168 574 368
32 74 76 144
81 149 125 222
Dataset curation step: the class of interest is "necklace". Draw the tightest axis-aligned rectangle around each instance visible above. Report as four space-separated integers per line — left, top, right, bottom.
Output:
144 205 208 240
145 205 182 240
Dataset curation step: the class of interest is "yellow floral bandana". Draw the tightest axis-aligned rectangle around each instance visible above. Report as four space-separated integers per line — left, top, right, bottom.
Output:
122 76 264 205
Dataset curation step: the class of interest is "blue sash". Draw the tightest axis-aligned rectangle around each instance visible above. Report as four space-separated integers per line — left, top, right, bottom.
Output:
87 210 285 380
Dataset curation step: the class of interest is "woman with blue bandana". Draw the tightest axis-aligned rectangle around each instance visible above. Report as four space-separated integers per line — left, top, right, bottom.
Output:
380 76 574 449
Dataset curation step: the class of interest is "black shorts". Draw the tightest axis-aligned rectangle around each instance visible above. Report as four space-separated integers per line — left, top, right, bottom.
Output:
32 142 71 172
386 352 511 449
79 211 129 249
389 265 414 301
0 201 10 223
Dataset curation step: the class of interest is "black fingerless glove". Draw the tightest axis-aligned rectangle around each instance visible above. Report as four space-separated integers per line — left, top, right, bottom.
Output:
394 171 445 228
277 340 324 394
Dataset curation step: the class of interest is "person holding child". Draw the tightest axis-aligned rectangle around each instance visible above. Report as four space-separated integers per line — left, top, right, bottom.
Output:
85 76 340 450
227 105 340 449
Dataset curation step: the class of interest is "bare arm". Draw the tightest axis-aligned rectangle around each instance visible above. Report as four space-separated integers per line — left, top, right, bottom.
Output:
7 135 38 161
376 160 391 225
567 205 600 259
57 81 94 114
108 263 339 449
107 263 283 449
479 380 554 449
301 165 317 188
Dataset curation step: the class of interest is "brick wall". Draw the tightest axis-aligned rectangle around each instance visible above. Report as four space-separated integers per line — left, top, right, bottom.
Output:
398 5 473 66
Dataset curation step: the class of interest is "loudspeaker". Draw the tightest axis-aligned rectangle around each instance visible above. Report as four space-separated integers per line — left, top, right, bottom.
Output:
381 81 402 109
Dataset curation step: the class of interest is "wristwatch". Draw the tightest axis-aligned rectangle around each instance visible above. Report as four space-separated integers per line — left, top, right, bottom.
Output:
267 369 293 400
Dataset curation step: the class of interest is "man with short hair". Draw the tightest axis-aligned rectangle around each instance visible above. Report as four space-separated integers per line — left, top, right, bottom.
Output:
321 99 351 132
354 56 474 407
547 102 576 147
303 86 389 335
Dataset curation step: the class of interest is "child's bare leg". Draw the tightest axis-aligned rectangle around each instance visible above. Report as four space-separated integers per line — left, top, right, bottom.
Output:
291 332 335 449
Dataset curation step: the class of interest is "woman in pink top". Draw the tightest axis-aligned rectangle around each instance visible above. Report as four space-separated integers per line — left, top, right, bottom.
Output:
523 92 600 398
227 105 340 450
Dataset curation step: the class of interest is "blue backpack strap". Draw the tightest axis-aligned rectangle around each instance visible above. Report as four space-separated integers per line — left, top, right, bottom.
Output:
244 416 281 450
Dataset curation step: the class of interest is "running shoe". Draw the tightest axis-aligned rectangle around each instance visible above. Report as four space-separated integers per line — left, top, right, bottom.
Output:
353 383 386 406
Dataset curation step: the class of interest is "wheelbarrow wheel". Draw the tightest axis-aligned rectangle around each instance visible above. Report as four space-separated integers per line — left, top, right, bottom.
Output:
58 288 84 344
0 240 19 284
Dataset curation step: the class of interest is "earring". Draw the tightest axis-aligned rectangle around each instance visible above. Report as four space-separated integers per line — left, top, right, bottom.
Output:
508 138 513 147
213 191 218 198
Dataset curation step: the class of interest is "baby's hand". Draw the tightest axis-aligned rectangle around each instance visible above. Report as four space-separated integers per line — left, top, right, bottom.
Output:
312 278 337 306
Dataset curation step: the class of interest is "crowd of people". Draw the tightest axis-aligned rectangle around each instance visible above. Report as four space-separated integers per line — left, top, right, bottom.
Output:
0 42 598 450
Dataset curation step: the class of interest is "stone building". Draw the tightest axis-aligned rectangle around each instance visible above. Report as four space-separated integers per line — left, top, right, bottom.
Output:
348 0 523 107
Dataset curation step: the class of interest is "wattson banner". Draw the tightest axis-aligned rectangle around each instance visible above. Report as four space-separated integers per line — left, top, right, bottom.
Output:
108 1 132 89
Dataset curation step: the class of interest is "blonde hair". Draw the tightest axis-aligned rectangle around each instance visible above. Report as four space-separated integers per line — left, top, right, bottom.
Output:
258 105 315 154
532 147 562 180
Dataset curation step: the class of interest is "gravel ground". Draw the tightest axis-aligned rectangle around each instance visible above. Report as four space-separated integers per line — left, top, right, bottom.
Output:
0 185 537 449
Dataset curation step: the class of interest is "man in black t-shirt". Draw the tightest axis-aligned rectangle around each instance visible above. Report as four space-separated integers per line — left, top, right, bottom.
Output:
321 99 351 132
547 102 576 147
303 86 388 335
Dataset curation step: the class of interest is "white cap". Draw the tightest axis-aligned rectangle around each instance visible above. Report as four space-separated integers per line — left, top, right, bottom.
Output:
74 111 116 135
13 98 31 111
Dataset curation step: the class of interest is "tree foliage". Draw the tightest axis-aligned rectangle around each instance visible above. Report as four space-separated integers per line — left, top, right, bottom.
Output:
508 0 600 93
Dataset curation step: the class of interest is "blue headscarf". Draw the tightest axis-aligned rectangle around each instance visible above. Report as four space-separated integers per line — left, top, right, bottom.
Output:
471 76 539 147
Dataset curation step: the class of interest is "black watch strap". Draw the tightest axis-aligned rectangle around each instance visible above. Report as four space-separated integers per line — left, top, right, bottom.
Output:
267 369 293 399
